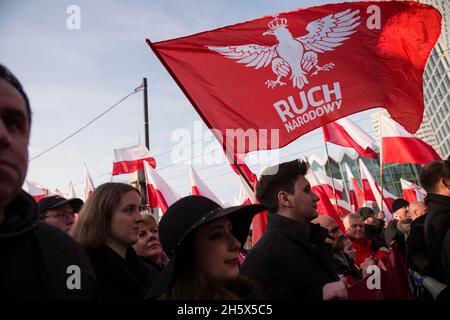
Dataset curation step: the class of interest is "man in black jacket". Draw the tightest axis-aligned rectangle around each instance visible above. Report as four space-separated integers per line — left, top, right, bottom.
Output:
241 160 347 300
405 201 429 273
420 157 450 283
0 64 97 299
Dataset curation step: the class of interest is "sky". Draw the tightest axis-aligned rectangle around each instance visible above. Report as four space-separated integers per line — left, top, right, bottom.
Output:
0 0 381 204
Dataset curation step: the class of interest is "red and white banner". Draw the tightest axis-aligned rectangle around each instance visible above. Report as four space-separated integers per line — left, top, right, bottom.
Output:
189 165 224 206
144 161 180 214
313 169 351 216
359 159 395 221
23 180 48 202
83 163 95 200
401 178 427 203
148 2 440 154
306 169 345 231
323 117 377 158
381 114 441 164
344 163 364 212
112 145 156 176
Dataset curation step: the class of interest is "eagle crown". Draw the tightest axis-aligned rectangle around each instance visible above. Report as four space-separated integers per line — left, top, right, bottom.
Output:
268 16 287 30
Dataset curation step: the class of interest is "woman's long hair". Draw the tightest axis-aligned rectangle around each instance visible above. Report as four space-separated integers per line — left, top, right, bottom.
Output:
70 182 140 251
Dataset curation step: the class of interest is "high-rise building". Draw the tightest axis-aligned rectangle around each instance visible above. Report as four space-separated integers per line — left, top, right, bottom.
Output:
418 0 450 158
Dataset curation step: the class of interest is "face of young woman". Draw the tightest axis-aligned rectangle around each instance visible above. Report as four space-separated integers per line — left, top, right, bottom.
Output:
108 191 142 247
194 216 242 284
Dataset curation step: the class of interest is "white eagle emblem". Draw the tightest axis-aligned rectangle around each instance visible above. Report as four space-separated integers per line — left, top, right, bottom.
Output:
207 9 360 89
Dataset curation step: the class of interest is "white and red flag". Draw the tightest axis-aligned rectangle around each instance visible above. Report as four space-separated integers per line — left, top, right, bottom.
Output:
359 159 395 221
83 163 95 200
112 145 156 176
401 178 427 203
380 114 441 165
306 169 345 231
189 165 224 206
313 169 351 216
343 163 364 212
23 180 48 202
323 117 377 158
148 1 440 154
144 161 180 214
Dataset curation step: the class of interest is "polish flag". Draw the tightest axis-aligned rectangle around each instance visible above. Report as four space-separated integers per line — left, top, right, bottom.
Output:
400 178 427 203
23 180 48 202
359 159 395 221
306 169 345 231
323 118 377 158
112 145 156 176
189 165 224 206
68 182 77 199
343 163 364 212
381 114 441 164
83 163 95 200
144 161 180 214
313 170 350 216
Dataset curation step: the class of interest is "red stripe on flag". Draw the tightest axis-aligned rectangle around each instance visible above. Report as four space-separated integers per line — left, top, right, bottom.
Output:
147 183 169 213
112 157 156 175
382 137 441 164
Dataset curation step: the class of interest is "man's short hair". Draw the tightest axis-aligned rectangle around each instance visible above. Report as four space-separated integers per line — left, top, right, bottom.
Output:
0 64 31 125
419 157 450 193
255 159 309 213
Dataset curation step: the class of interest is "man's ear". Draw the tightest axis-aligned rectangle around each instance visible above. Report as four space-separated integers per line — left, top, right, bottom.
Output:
438 177 450 191
277 191 292 208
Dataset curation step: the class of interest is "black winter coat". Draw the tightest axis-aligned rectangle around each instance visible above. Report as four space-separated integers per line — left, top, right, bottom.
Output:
0 191 97 299
89 245 155 299
241 214 338 300
424 193 450 282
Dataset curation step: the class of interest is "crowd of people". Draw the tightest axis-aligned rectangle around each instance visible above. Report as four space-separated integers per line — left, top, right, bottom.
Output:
1 63 450 300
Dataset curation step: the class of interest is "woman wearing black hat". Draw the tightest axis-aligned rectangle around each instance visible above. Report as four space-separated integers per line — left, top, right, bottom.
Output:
71 182 155 299
147 195 266 300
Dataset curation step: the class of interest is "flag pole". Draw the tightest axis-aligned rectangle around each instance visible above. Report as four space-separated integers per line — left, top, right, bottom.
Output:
379 111 384 219
323 138 340 216
139 77 154 215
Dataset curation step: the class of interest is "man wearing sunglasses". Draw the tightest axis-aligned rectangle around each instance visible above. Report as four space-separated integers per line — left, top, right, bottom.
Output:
38 196 83 233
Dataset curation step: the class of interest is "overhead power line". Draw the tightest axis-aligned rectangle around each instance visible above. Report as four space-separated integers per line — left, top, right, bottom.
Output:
29 86 143 162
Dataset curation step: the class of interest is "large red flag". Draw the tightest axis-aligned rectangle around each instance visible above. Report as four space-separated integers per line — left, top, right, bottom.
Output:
323 118 377 158
148 2 441 154
380 114 441 165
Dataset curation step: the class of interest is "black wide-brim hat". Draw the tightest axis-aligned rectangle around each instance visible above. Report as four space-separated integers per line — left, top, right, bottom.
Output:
37 195 84 217
146 195 266 299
